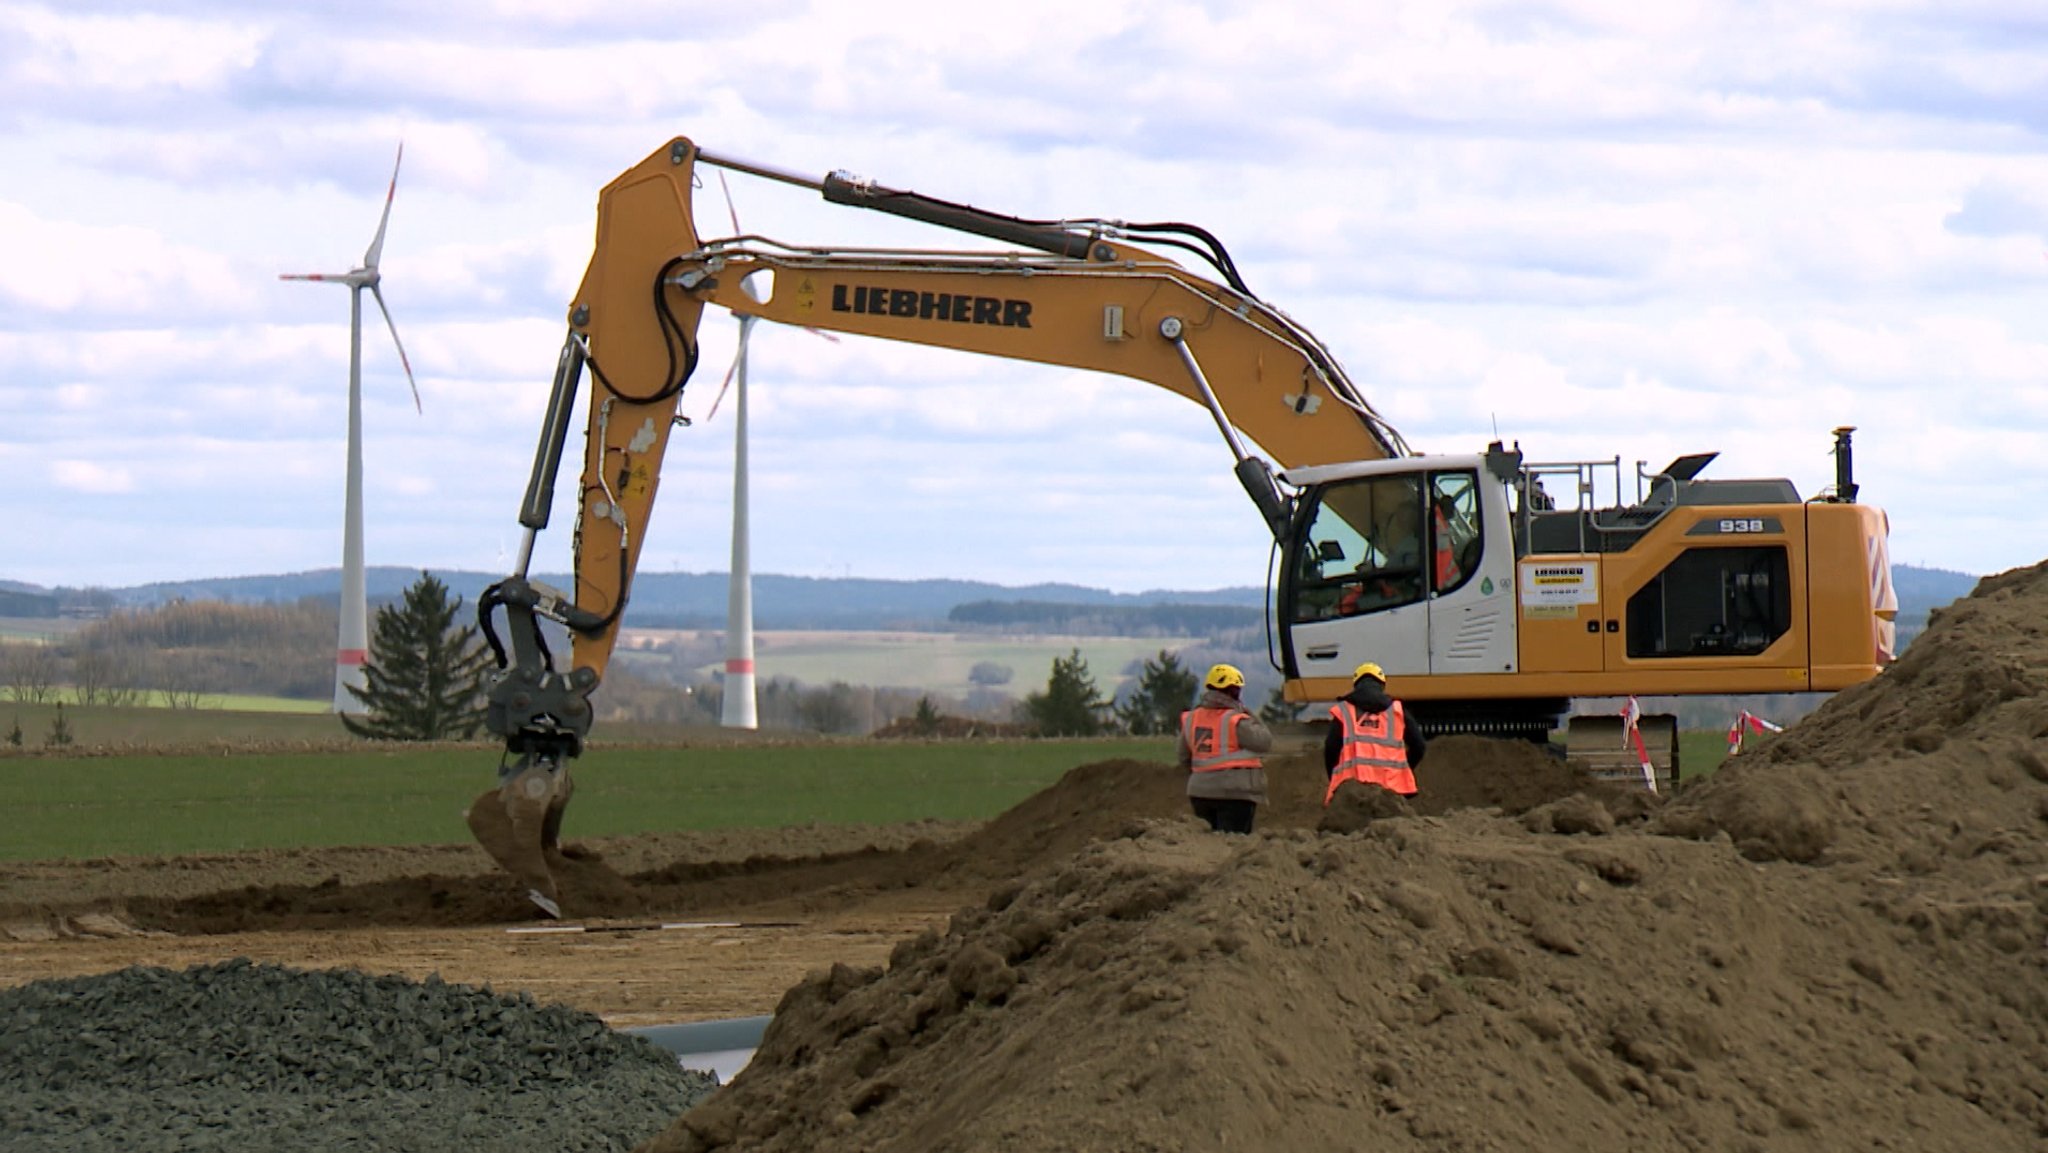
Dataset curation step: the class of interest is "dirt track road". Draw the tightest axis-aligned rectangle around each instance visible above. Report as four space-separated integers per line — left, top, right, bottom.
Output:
0 908 950 1028
0 823 974 1028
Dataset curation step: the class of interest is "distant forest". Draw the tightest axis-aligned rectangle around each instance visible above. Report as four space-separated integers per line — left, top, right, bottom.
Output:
946 600 1261 637
0 562 1981 636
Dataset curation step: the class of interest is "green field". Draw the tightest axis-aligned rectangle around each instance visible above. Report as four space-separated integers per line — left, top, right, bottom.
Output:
3 736 1177 861
2 695 1735 861
2 701 346 748
615 630 1214 698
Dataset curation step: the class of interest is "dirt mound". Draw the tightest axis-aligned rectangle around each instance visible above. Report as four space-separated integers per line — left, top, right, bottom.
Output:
1757 560 2048 766
647 808 2047 1153
1658 558 2048 865
641 565 2048 1152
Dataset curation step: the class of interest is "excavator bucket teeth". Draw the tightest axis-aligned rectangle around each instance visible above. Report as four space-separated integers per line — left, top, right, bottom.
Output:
465 764 574 917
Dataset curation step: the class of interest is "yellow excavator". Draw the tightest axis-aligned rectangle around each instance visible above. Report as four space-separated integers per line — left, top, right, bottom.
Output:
468 137 1898 915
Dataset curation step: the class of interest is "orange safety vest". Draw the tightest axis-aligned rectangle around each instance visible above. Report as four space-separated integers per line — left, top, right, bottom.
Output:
1432 506 1459 589
1181 706 1262 773
1326 699 1417 801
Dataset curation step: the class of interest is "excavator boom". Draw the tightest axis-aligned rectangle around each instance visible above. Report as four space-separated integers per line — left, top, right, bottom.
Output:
469 136 1893 913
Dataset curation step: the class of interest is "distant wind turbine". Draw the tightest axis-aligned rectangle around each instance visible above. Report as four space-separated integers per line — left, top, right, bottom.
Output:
707 173 836 730
280 144 421 715
720 308 760 730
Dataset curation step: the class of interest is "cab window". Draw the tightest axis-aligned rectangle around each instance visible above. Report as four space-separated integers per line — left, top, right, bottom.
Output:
1290 475 1427 621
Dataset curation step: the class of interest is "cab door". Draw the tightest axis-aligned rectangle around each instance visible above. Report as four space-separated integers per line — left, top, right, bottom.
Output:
1426 469 1519 675
1513 555 1606 674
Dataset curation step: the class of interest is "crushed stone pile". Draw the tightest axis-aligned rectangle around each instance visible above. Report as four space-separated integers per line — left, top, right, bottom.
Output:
1 958 716 1153
644 563 2048 1153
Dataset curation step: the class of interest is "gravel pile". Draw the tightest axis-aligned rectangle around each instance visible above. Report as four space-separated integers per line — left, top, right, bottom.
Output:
0 958 718 1152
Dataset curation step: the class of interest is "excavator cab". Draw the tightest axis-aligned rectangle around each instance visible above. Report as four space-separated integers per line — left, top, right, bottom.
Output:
1279 453 1531 729
1275 435 1895 780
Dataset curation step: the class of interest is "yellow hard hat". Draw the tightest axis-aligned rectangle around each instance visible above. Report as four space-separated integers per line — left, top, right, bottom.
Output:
1352 662 1386 684
1204 663 1246 690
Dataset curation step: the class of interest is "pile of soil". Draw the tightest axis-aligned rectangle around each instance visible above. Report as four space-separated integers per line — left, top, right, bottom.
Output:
644 564 2048 1152
1 958 715 1152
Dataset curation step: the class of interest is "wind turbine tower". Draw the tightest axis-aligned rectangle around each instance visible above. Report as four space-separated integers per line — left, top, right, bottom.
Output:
721 310 760 729
281 145 421 714
709 175 835 729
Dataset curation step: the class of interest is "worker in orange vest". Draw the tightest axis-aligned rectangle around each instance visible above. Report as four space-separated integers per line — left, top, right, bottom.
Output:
1323 662 1427 802
1177 663 1274 834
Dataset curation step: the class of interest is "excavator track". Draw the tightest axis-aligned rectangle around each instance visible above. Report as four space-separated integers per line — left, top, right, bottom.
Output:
1563 713 1679 793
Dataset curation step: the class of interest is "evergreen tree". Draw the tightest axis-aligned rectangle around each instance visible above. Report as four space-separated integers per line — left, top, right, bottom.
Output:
911 696 943 735
45 702 73 748
1021 647 1108 736
342 572 492 741
1115 649 1200 736
1257 685 1304 726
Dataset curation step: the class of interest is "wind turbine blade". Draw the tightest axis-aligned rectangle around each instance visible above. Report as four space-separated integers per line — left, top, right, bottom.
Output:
716 170 830 342
370 284 422 413
280 273 345 282
363 142 403 270
717 170 743 236
704 345 740 423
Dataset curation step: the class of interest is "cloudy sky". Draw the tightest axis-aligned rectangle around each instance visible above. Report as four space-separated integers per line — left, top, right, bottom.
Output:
3 1 2043 596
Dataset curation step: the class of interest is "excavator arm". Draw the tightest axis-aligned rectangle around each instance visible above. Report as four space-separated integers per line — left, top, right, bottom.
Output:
484 136 1409 749
469 137 1413 912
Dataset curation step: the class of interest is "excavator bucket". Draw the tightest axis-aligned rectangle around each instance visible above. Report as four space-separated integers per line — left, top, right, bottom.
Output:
465 761 575 918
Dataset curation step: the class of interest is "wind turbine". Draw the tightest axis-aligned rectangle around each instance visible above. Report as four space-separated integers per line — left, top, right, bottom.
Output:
719 306 761 729
281 145 421 715
706 173 836 729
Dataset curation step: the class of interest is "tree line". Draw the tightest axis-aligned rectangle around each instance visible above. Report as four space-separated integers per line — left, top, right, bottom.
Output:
0 576 1260 742
946 599 1261 638
1 598 333 707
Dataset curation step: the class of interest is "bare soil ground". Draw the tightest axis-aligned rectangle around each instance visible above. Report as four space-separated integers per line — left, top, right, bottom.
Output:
5 561 2047 1152
0 741 1583 1029
0 824 975 1029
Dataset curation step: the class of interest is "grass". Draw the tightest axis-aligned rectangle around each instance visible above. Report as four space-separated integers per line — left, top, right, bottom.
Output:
1 701 345 748
2 736 1176 861
1678 730 1731 779
1 693 1741 861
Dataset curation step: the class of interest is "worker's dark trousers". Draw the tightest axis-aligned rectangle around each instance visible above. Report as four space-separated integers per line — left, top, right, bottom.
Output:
1191 798 1257 834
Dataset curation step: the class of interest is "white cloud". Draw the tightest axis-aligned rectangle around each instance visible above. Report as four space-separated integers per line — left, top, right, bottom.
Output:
50 459 133 493
4 4 265 94
3 0 2047 594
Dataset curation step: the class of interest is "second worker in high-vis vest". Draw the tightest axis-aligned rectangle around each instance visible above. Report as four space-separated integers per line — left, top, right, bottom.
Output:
1323 662 1429 802
1177 663 1275 834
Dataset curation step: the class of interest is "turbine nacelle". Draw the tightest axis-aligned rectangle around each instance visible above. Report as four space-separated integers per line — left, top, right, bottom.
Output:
280 144 420 413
